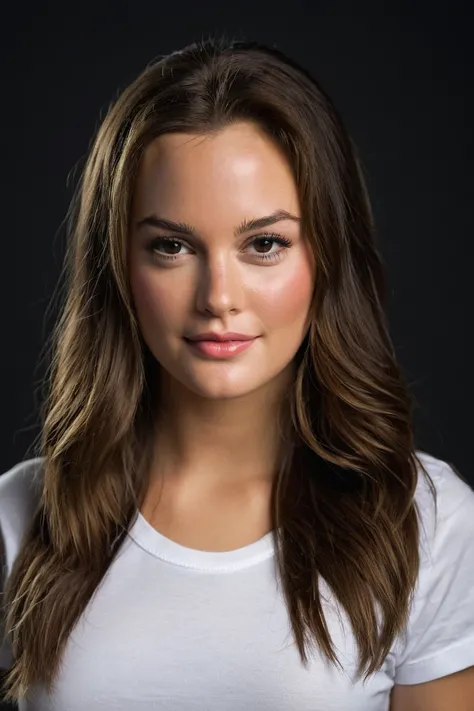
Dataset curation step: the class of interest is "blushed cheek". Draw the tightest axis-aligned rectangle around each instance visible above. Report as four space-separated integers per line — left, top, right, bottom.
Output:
130 271 180 332
255 263 314 329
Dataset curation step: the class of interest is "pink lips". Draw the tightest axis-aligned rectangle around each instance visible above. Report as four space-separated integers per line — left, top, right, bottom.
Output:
184 332 258 359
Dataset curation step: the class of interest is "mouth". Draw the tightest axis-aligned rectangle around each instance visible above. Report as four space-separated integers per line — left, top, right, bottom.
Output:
183 337 258 359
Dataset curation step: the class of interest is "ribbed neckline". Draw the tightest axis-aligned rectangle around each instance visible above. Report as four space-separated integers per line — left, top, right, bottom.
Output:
127 510 276 573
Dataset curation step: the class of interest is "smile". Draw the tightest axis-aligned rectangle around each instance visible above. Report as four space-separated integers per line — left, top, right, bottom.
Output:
184 338 257 359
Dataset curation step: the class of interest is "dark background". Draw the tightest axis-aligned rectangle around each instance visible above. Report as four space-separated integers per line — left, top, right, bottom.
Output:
0 1 472 704
3 1 472 476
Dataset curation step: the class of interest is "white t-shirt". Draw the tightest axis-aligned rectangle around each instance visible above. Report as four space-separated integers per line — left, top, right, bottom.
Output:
1 451 473 710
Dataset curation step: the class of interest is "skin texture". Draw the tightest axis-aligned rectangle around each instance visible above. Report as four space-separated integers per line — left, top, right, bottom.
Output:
128 121 315 545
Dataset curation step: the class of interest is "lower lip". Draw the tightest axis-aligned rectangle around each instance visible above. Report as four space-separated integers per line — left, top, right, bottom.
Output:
185 338 257 358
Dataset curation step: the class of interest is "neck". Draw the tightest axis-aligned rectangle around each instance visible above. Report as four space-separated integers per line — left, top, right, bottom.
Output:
149 366 293 492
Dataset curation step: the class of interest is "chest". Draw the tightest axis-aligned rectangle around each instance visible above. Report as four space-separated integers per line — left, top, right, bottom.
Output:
21 541 400 711
24 544 398 711
140 478 273 551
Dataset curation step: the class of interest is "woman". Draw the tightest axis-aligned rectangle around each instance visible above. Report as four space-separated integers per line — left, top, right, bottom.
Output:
1 35 473 711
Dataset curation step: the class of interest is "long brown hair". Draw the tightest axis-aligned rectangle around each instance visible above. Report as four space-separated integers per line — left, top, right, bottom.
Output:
2 35 438 702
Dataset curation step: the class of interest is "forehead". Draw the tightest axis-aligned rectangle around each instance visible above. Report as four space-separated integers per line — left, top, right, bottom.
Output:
131 122 301 221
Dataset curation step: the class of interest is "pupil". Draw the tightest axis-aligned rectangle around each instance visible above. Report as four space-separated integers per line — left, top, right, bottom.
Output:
256 238 272 253
164 241 180 254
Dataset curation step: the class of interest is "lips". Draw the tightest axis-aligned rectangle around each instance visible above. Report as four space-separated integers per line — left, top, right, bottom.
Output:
184 334 258 359
186 332 256 342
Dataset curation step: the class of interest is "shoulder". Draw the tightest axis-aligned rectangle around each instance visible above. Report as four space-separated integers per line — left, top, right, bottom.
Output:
0 456 44 518
0 457 45 579
413 450 474 568
414 449 471 509
0 459 44 670
393 451 474 684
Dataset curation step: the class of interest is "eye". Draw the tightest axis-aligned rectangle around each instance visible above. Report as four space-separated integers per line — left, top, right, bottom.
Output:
146 237 193 262
145 232 293 265
244 233 293 262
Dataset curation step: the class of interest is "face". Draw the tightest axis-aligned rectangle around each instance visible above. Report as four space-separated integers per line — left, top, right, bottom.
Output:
129 121 315 402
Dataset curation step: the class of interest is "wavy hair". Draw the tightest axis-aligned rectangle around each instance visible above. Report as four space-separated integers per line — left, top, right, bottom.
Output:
2 35 437 702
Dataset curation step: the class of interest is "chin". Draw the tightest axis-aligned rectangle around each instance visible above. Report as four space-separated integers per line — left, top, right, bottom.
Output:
155 353 291 402
184 376 262 401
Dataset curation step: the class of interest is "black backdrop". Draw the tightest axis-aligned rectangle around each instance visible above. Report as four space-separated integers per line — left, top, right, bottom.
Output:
0 1 472 708
1 1 472 479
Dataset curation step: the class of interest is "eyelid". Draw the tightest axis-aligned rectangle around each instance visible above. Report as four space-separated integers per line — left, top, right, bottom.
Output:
146 232 293 260
147 230 291 246
149 235 194 253
242 232 292 249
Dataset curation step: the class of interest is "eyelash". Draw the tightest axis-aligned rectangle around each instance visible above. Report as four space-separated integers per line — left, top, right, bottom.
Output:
146 233 293 264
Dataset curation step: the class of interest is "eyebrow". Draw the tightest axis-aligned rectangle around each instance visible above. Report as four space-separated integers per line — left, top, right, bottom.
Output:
135 209 300 239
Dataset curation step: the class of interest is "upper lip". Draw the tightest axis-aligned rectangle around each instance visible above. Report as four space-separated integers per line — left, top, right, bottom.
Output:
186 332 257 342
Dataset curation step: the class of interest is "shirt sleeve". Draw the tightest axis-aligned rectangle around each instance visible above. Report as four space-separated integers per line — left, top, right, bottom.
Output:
394 462 474 684
0 528 13 670
0 458 44 671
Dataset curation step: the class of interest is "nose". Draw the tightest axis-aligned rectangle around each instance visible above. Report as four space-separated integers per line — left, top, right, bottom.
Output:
195 253 242 317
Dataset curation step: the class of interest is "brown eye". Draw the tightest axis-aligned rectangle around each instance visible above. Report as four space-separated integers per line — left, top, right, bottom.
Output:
146 237 193 262
244 233 293 263
155 239 182 255
253 238 274 253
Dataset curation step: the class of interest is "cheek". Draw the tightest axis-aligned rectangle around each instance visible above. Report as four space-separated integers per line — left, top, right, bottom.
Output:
254 261 314 329
130 269 188 332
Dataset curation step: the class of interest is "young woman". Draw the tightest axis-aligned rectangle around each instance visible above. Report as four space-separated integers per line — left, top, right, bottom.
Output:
1 36 473 711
